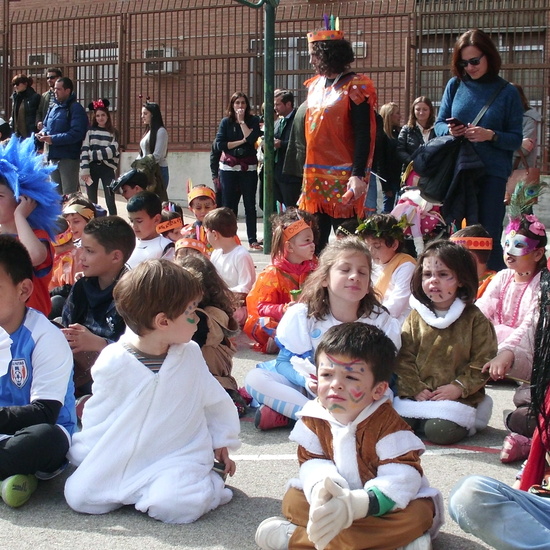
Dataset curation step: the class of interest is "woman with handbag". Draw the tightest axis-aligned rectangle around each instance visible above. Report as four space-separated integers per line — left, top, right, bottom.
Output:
435 28 523 270
215 92 262 250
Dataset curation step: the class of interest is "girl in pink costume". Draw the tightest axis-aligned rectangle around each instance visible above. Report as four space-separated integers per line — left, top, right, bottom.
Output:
477 211 547 463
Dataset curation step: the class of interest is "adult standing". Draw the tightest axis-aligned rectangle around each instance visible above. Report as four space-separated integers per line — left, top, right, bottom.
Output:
215 92 262 250
10 75 40 138
379 102 402 212
434 28 523 270
37 77 88 195
137 102 169 190
396 96 436 175
273 90 302 209
511 82 541 169
36 67 62 131
80 99 120 215
298 27 377 250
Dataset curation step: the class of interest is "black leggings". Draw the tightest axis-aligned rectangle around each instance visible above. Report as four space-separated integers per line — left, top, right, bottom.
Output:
0 424 69 479
86 163 117 215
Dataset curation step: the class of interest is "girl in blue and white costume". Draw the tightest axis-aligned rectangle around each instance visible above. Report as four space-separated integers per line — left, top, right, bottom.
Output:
245 237 401 430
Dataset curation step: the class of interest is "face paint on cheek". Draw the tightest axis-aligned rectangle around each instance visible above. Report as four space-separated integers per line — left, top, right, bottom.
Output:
328 404 346 412
184 300 198 323
349 388 366 403
186 317 196 324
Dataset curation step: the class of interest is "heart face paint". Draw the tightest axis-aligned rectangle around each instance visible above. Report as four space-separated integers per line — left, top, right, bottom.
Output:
317 351 383 424
421 255 460 311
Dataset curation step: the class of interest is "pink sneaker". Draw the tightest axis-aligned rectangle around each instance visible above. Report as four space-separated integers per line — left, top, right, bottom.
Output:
254 405 290 430
500 433 531 463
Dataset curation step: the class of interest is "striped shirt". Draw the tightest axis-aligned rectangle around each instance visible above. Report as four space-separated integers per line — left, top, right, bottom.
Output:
80 127 120 175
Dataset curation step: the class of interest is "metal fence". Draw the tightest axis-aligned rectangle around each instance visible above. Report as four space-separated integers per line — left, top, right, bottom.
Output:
2 0 549 170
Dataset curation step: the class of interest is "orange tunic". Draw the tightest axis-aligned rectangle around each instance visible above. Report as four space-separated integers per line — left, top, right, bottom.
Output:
298 73 377 219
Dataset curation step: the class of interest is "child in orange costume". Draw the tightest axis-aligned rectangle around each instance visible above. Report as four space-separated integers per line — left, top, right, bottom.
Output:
244 209 317 354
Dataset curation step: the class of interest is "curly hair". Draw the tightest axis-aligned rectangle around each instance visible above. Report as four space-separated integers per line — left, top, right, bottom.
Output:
530 269 550 443
175 254 236 318
310 39 355 76
299 237 384 320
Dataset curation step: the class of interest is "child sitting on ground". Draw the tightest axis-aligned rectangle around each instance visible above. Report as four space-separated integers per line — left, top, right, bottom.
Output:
244 209 317 354
182 182 218 255
245 237 401 430
450 224 495 298
61 216 135 397
176 254 247 416
394 240 497 445
204 207 256 326
477 210 547 463
359 213 416 325
157 202 184 243
126 191 174 267
255 323 443 550
0 137 61 316
62 194 96 248
64 259 241 523
0 235 75 508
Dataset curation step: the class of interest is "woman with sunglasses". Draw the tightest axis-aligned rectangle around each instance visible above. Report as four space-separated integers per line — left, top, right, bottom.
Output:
435 28 523 270
10 74 41 139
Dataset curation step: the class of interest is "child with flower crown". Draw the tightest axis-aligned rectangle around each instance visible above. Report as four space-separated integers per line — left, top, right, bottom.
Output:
477 195 547 463
244 209 317 354
359 213 416 326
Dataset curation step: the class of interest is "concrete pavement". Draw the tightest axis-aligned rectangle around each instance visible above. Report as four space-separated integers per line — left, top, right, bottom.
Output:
5 188 543 549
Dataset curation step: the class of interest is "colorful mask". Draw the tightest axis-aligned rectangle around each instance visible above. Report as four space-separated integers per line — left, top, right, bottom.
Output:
504 230 540 257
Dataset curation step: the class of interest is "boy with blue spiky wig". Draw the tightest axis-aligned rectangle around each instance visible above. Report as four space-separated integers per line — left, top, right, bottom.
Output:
0 137 61 316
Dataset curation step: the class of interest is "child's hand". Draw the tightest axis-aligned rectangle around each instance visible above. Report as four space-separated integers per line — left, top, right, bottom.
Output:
481 350 514 380
14 195 37 220
61 323 107 353
214 447 236 477
431 383 463 401
415 388 434 401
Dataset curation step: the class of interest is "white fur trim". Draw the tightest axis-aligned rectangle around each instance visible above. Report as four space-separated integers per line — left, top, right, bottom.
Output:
300 459 347 501
289 419 324 456
393 396 476 430
474 394 493 433
332 423 362 490
363 462 421 510
409 295 466 329
376 430 425 461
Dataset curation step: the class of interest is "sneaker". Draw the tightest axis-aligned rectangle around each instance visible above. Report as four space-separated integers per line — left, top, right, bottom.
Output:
226 389 247 418
237 387 253 405
500 432 532 463
35 459 69 481
75 394 92 421
254 405 290 430
397 532 432 550
255 516 296 550
265 337 279 355
1 474 38 508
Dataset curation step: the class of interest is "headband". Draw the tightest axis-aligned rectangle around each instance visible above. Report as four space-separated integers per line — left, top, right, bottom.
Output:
175 238 207 255
156 217 184 234
188 185 216 205
62 203 95 222
283 219 311 242
53 227 73 246
307 14 343 43
449 236 493 250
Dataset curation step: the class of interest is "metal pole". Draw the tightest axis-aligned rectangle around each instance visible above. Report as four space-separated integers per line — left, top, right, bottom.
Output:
233 0 279 254
2 0 9 118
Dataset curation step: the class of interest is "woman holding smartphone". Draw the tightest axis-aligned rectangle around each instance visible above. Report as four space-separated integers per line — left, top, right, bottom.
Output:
434 28 523 270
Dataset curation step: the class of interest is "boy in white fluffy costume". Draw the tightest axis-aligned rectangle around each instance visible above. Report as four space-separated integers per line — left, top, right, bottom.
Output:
256 323 443 550
64 259 240 523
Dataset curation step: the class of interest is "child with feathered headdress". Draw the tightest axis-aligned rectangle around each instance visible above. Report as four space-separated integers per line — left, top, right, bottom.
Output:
0 137 60 315
477 180 548 464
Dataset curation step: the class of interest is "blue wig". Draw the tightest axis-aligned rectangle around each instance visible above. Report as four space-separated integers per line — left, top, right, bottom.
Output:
0 137 60 239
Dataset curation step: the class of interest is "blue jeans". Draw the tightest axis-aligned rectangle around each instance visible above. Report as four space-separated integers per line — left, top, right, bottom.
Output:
220 169 258 244
364 172 378 216
160 166 169 189
449 475 550 549
478 175 506 271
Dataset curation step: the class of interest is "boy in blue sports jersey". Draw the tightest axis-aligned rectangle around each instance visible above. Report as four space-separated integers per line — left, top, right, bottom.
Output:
0 235 75 508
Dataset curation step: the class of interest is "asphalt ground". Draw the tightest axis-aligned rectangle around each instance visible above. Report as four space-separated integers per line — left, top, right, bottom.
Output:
5 186 546 549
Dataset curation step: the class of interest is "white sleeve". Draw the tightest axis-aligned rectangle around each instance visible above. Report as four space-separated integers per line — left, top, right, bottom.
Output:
230 249 257 294
367 309 402 351
382 262 415 323
30 316 73 403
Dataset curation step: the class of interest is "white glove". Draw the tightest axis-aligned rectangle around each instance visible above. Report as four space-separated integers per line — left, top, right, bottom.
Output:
309 480 332 514
307 478 371 550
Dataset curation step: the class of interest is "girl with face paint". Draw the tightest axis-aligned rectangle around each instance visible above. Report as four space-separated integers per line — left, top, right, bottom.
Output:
394 240 497 445
476 213 547 463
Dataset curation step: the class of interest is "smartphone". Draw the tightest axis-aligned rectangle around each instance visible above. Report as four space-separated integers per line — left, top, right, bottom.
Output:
446 117 465 127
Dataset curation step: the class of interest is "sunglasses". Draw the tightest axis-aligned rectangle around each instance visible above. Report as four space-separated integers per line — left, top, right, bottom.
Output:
458 54 485 68
47 76 58 80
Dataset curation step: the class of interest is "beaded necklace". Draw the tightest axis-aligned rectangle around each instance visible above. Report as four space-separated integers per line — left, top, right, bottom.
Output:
496 271 535 326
